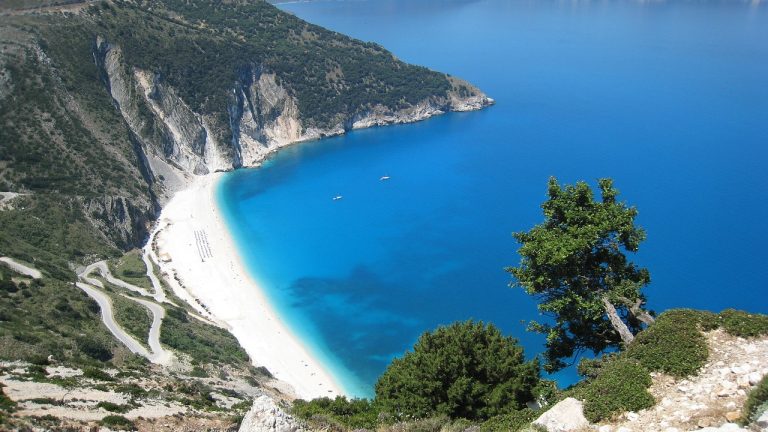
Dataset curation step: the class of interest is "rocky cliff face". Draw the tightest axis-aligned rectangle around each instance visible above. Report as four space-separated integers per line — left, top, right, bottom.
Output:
93 36 493 202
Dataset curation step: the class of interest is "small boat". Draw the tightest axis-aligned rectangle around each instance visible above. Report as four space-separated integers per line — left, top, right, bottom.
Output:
332 195 343 201
380 175 391 181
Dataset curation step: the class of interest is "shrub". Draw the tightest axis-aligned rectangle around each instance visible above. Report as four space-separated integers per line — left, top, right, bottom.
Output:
741 374 768 426
718 309 768 338
0 384 16 418
626 310 709 377
77 337 113 361
479 409 537 431
83 367 114 381
96 401 129 413
578 359 654 422
99 414 135 430
291 396 378 430
375 320 540 421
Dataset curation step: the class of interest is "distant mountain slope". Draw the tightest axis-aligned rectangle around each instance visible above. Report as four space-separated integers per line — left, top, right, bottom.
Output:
0 0 491 271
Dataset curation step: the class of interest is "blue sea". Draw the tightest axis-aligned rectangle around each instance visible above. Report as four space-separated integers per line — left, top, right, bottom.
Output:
218 0 768 398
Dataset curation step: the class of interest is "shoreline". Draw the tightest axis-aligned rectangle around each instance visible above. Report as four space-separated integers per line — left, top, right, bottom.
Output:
149 172 344 400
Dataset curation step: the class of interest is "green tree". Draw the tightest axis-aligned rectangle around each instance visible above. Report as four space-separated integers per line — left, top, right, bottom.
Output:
507 177 654 372
375 320 539 421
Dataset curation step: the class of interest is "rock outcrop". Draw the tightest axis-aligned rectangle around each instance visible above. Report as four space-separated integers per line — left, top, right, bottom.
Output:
238 395 305 432
533 397 590 432
93 36 493 203
536 331 768 432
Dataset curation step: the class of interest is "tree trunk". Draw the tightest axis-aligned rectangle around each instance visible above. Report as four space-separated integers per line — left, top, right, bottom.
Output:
602 296 635 344
618 296 656 326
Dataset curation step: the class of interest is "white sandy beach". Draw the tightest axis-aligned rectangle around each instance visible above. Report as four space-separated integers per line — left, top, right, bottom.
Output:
150 173 343 400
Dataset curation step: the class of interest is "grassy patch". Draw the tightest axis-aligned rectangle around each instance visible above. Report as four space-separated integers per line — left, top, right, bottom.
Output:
109 250 152 290
110 294 152 345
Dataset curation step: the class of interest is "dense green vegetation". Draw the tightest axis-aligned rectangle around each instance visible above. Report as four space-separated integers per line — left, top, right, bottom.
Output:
0 266 133 366
160 302 250 366
626 309 710 377
574 358 654 422
292 321 541 431
92 0 453 129
507 177 654 372
376 321 539 421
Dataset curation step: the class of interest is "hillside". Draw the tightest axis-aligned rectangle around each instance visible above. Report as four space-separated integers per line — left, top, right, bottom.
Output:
0 0 491 272
0 0 492 429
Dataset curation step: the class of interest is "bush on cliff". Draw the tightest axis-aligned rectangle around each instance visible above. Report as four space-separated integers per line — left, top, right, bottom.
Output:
575 358 654 422
718 309 768 338
291 396 378 430
626 309 710 377
741 374 768 426
375 320 540 421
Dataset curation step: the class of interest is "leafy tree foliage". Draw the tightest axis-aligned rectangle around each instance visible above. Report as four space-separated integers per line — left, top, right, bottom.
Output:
375 321 539 421
507 177 653 372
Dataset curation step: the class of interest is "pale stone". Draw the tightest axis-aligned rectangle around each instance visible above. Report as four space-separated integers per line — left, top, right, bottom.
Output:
725 411 741 422
626 412 640 422
598 426 612 432
757 410 768 428
532 397 589 432
748 371 762 385
731 365 749 374
737 375 751 388
616 427 631 432
238 395 304 432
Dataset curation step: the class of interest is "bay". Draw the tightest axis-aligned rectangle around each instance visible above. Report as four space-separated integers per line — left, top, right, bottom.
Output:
219 0 768 397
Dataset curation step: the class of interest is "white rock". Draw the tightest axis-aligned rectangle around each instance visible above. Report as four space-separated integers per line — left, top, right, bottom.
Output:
626 412 640 422
737 375 751 388
757 410 768 428
748 371 762 386
663 428 680 432
731 365 749 374
533 397 589 432
598 426 612 432
238 395 304 432
616 427 632 432
697 423 749 432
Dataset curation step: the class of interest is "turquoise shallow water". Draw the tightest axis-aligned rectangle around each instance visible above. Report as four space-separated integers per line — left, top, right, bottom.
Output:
218 0 768 397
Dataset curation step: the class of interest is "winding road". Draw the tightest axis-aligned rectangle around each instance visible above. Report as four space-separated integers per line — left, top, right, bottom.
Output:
0 256 42 279
76 260 174 365
75 282 151 358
